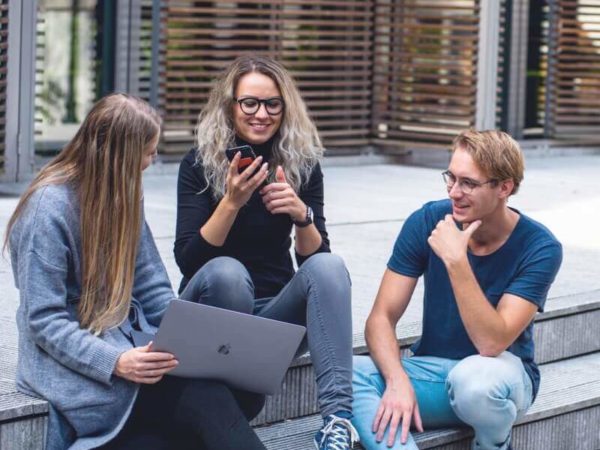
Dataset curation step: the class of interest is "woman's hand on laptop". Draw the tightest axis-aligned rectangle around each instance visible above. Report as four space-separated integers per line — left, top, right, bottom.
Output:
114 343 178 384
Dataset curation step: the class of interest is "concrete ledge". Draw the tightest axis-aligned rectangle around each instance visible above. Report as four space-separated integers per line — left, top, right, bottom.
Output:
255 353 600 449
0 415 47 450
2 290 600 438
251 290 600 426
0 391 47 422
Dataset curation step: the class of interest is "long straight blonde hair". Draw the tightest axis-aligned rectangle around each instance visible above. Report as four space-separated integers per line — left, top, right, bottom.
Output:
5 93 162 334
196 55 324 199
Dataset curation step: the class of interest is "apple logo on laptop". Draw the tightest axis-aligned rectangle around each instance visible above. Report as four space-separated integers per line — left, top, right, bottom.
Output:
218 343 231 355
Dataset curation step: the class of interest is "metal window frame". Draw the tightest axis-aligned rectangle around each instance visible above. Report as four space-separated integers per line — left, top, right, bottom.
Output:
475 0 501 131
2 0 37 183
114 0 141 94
1 0 153 182
503 0 530 139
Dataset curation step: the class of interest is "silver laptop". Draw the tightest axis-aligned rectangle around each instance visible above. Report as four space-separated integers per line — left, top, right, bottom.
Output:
132 299 305 395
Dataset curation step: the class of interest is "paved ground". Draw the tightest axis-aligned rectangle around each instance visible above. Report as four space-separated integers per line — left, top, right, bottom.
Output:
2 150 600 335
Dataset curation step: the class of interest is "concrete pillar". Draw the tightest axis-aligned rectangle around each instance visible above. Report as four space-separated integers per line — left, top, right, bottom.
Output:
475 0 501 131
2 0 37 182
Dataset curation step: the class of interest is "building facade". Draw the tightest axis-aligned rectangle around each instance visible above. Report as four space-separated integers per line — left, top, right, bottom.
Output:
1 0 599 182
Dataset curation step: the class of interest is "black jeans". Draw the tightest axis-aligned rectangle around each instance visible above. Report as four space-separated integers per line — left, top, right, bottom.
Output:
99 376 266 450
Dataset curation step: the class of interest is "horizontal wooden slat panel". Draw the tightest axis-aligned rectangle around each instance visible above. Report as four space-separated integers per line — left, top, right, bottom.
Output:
169 6 373 19
161 0 374 152
165 58 373 68
371 0 479 148
167 39 373 49
385 129 463 142
373 71 477 83
168 16 372 28
156 1 493 154
166 49 373 58
549 0 600 137
166 28 372 38
557 88 600 96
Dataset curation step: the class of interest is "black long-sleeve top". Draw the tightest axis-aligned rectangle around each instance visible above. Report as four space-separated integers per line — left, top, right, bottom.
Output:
174 142 330 297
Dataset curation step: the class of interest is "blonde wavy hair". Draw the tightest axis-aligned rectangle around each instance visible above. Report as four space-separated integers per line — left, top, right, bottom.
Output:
195 55 324 199
5 93 162 334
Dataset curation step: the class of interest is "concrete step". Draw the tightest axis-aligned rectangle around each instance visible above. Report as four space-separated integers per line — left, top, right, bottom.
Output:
0 317 47 450
250 289 600 426
255 352 600 450
1 290 599 448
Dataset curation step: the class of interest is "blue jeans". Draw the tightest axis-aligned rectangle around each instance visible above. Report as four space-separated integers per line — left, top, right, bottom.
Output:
180 253 353 418
352 352 533 449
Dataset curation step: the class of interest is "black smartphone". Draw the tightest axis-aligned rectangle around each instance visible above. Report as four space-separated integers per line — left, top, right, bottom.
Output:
225 145 257 174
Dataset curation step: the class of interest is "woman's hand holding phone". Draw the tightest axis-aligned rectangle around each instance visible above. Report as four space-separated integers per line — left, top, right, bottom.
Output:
223 151 269 210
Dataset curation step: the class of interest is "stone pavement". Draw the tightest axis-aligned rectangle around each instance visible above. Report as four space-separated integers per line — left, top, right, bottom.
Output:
1 151 600 335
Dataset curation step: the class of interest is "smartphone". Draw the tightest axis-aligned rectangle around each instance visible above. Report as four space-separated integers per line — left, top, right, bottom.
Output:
225 145 257 173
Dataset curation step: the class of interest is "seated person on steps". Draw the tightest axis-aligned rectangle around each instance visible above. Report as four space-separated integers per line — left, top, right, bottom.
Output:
352 129 562 450
174 55 357 450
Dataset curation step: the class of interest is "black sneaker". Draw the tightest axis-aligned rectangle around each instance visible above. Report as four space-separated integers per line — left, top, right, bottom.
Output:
313 414 359 450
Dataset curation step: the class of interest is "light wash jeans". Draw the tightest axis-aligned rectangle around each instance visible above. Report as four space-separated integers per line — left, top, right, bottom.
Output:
352 352 533 450
180 253 353 418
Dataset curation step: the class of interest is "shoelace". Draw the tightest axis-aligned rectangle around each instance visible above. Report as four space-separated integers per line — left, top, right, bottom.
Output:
317 416 359 450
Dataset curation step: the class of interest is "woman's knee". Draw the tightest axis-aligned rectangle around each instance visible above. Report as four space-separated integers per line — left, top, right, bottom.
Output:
299 253 351 295
301 253 347 278
184 257 254 313
201 257 250 286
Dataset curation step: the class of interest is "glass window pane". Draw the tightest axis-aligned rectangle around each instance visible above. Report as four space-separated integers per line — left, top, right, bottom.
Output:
35 0 100 152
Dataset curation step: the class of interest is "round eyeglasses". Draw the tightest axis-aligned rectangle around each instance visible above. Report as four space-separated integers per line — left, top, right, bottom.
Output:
442 170 497 194
234 96 285 116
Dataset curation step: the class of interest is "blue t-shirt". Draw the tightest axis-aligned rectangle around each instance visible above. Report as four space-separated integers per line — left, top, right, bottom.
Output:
388 199 562 399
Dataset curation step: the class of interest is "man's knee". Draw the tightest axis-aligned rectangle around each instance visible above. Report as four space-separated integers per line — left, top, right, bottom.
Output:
446 353 526 425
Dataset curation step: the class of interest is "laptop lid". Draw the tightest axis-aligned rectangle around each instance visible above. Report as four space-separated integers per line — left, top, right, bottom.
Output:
152 300 306 395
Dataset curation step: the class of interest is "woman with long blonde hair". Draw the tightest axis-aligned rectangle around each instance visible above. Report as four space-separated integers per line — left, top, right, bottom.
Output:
175 55 357 450
6 93 267 450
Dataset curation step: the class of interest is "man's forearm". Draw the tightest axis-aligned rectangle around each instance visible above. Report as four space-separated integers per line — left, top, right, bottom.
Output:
366 315 409 383
446 257 508 355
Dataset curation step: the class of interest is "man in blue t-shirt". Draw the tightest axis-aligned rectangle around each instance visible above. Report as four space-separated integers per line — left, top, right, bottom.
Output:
352 130 562 450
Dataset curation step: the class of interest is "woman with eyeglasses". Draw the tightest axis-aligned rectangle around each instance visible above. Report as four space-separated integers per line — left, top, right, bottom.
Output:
174 55 357 450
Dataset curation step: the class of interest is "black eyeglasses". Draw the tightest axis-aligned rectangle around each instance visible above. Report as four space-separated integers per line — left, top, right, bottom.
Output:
442 170 497 194
234 96 285 116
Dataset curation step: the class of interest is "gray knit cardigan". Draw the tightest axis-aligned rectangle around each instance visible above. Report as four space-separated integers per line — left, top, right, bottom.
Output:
9 183 175 449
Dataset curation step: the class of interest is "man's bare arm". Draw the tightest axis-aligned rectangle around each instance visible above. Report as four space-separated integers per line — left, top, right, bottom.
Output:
365 269 423 446
446 260 538 356
428 215 538 356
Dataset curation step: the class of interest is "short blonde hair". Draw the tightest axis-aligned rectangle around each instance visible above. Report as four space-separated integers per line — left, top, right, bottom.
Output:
452 129 524 195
